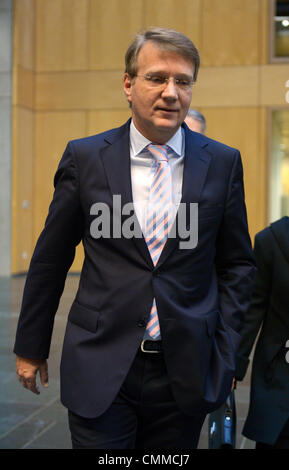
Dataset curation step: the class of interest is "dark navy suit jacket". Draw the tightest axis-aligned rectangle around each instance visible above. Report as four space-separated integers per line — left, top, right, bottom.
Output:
14 120 256 418
236 217 289 444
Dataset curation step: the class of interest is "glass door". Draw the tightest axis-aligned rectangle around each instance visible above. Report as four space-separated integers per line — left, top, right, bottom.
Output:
270 110 289 222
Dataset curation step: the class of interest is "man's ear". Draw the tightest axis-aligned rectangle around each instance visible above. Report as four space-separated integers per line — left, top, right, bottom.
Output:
123 73 133 104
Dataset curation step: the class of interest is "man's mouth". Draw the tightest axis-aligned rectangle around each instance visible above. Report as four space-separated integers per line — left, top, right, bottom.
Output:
156 107 178 113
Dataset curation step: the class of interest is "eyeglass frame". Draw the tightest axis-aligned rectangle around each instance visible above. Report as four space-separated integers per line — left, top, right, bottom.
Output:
134 74 195 90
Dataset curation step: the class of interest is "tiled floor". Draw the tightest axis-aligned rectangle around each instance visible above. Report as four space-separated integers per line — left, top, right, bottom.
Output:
0 275 255 449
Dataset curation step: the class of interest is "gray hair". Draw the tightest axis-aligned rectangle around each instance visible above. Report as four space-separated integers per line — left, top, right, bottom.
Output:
186 109 206 133
125 27 200 83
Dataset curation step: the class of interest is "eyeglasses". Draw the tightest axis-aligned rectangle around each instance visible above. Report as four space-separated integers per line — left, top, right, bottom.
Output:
136 74 194 90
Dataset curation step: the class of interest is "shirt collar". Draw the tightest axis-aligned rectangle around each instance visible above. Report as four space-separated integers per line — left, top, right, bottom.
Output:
130 119 184 158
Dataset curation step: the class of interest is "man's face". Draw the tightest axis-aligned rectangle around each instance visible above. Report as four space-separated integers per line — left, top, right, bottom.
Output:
123 41 195 144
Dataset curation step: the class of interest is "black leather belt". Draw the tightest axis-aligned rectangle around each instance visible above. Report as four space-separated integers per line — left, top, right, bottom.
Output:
141 339 162 353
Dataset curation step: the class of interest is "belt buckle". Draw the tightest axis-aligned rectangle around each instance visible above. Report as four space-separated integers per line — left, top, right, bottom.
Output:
141 339 160 354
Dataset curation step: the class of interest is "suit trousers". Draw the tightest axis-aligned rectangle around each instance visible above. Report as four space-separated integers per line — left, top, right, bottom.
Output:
68 346 206 449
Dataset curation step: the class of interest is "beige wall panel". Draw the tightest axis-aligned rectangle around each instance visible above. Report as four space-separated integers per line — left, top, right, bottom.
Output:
35 71 126 110
200 107 266 239
87 109 131 135
35 0 89 72
34 112 86 271
192 66 259 107
15 66 35 110
260 64 289 105
260 0 269 65
144 0 201 47
13 0 35 70
201 0 260 66
88 0 143 70
11 107 34 273
191 64 289 108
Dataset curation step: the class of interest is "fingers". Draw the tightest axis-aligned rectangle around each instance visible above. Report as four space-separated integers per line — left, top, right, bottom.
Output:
39 361 49 388
16 356 48 395
18 374 40 395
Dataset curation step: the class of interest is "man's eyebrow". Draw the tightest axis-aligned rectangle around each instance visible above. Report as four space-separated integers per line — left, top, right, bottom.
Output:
145 70 193 79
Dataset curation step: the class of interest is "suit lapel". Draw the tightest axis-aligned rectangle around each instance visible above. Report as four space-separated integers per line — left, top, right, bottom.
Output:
100 120 153 268
156 126 212 268
100 121 132 208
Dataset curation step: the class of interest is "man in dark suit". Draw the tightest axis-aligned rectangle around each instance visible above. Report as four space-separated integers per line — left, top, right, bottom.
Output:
236 216 289 448
14 27 255 449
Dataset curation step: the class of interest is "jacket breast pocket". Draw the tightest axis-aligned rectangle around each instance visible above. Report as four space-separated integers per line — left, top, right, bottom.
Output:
68 300 100 333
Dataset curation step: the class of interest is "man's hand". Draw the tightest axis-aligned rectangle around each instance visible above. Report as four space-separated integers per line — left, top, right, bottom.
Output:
16 355 48 395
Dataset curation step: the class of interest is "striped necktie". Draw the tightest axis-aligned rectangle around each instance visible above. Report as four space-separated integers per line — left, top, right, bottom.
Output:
144 144 173 339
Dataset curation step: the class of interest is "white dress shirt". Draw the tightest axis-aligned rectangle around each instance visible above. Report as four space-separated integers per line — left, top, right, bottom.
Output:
130 119 185 234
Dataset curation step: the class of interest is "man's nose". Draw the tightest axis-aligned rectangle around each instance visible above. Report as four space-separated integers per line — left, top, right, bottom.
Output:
161 78 178 100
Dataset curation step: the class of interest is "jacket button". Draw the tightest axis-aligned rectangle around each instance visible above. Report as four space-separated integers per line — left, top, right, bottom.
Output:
137 320 146 328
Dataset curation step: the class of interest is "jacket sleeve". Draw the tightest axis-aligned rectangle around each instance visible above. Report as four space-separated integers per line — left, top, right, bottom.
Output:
13 142 84 360
215 150 256 354
234 231 272 380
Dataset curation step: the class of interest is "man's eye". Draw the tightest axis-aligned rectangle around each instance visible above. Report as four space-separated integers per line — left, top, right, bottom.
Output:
176 79 189 86
150 76 165 83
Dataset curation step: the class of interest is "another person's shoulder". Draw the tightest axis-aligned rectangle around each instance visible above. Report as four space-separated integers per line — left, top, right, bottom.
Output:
270 215 289 233
254 225 272 246
254 216 289 248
